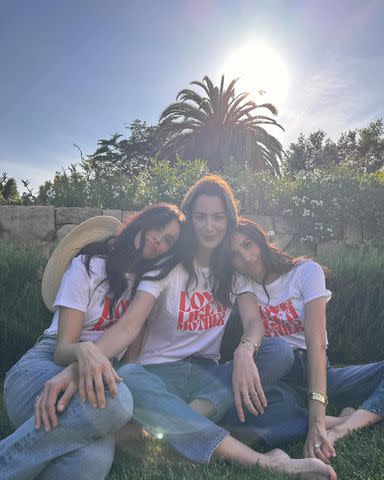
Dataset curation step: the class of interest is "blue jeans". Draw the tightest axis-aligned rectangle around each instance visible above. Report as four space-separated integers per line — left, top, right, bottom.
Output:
287 349 384 414
0 336 133 480
117 337 293 463
117 361 230 464
221 347 384 447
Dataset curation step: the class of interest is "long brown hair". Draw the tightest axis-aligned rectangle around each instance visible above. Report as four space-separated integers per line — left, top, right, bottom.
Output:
80 203 185 315
236 217 306 304
180 175 238 307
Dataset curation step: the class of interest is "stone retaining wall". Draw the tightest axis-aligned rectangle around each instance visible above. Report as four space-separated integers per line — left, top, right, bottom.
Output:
0 206 368 257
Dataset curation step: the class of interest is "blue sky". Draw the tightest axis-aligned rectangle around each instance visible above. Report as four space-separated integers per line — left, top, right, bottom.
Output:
1 0 383 191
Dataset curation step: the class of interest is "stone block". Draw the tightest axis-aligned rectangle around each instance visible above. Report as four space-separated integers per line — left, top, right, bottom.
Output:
102 210 122 221
272 233 294 251
122 211 137 223
56 224 77 243
56 207 102 225
0 206 55 245
316 240 345 259
344 222 363 245
243 214 274 232
274 216 299 234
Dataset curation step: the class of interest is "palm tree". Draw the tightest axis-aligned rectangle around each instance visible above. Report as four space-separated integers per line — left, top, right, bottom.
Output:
157 75 284 175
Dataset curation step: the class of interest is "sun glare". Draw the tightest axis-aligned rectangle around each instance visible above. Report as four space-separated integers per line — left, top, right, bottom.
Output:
222 40 290 108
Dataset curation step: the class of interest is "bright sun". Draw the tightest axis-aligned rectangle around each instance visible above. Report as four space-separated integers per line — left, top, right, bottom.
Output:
222 39 290 107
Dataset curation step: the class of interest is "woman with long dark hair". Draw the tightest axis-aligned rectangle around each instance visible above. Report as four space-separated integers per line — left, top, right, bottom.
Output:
226 216 384 464
0 203 184 479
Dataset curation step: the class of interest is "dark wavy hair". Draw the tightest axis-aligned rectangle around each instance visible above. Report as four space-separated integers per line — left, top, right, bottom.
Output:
235 217 309 304
180 175 238 308
79 203 185 315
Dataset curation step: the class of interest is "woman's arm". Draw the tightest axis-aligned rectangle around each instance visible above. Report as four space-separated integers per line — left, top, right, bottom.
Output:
304 297 336 463
73 291 156 404
232 292 267 422
119 324 147 363
54 307 85 365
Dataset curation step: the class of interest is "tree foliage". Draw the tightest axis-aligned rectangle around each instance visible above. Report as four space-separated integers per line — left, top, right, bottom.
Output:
85 119 160 179
0 173 20 204
284 119 384 175
158 75 284 175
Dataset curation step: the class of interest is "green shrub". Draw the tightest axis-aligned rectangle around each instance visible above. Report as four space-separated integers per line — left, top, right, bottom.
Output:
0 241 51 376
323 247 384 364
223 163 384 245
38 157 209 210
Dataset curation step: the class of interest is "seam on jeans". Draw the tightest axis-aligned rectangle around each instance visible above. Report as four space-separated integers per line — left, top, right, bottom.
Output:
204 429 230 464
360 405 384 417
196 394 220 418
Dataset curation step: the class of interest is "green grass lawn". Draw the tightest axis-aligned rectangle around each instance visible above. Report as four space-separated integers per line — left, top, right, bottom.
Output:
1 389 383 480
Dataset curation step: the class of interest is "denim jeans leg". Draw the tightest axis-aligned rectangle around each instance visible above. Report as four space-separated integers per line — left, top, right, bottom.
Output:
117 363 229 464
217 343 306 448
186 358 234 423
255 337 295 385
327 360 384 416
38 435 116 480
0 338 133 480
213 337 295 396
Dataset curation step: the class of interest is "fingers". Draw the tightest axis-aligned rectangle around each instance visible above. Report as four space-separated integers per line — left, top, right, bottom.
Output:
234 389 245 423
57 382 77 413
34 395 43 431
103 368 120 398
79 374 87 403
34 383 57 432
94 373 107 409
314 443 331 464
319 439 336 461
86 374 98 408
254 382 267 409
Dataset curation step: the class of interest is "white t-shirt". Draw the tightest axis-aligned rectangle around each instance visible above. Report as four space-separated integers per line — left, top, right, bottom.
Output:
250 260 331 350
44 255 134 343
136 263 252 365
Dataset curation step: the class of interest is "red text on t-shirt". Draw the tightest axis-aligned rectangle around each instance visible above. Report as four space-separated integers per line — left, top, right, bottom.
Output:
177 290 227 331
260 299 304 337
91 296 130 331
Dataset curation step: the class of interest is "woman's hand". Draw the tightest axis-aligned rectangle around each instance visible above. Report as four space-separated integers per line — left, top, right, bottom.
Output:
76 341 123 408
35 363 79 432
232 343 267 422
304 420 336 464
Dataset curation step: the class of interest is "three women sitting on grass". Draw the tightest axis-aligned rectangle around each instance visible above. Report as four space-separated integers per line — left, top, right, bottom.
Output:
1 175 383 480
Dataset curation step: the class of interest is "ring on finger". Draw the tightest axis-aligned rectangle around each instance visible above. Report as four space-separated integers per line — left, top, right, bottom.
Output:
244 393 257 399
35 395 40 403
313 443 322 449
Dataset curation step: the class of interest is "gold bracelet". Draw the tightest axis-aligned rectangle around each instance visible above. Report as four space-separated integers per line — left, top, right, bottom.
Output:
308 390 328 407
240 337 259 352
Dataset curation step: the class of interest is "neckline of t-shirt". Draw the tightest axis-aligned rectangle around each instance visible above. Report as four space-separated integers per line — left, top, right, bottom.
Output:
252 260 309 289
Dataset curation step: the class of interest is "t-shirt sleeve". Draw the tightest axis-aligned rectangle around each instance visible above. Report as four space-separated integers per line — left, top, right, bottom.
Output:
136 270 170 300
299 261 332 304
233 273 254 296
52 256 91 312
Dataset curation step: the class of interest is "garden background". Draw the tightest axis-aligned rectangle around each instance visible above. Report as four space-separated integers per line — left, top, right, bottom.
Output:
1 75 384 479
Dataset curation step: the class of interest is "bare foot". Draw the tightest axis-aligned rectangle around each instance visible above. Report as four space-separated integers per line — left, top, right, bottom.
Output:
262 449 337 480
339 407 356 417
116 421 149 454
325 408 356 429
327 424 348 447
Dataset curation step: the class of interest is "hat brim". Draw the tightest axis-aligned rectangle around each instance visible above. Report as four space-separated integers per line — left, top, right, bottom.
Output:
42 216 122 311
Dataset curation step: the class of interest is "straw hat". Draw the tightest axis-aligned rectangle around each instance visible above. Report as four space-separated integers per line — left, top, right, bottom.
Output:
42 216 122 311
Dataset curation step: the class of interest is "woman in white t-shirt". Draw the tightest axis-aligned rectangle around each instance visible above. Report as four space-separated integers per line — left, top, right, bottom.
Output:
1 203 184 480
28 176 336 480
227 216 384 465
